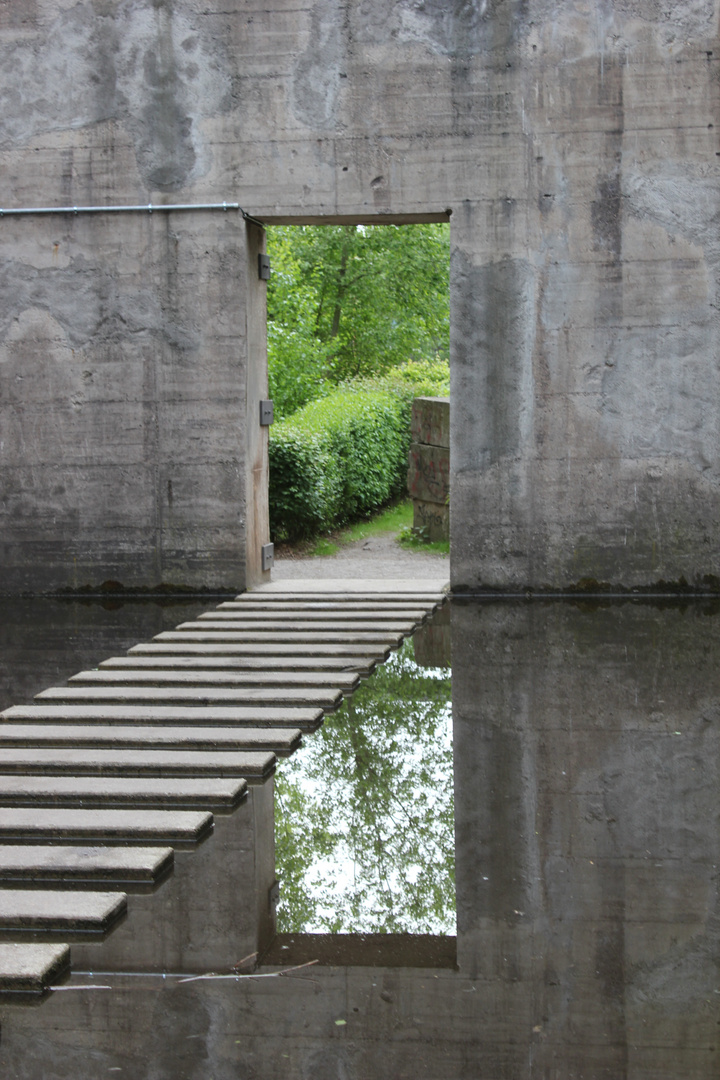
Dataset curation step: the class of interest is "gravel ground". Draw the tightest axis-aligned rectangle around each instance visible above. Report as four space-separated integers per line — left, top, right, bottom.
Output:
272 531 449 581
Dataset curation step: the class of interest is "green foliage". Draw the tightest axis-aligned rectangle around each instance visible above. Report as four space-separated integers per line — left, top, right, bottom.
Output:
267 224 450 418
274 638 454 934
268 360 450 542
269 389 404 541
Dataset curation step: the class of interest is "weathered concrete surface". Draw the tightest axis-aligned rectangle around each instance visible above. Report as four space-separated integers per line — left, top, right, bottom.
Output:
101 654 380 674
129 642 392 660
0 747 276 778
0 723 302 755
0 845 173 885
198 608 428 622
0 943 70 994
3 703 323 729
154 630 405 645
35 684 344 709
0 775 247 811
0 808 212 844
250 581 448 596
0 890 126 934
70 668 360 691
0 3 716 590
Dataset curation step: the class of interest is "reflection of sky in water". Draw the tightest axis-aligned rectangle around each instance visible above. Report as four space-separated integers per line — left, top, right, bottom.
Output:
274 640 454 935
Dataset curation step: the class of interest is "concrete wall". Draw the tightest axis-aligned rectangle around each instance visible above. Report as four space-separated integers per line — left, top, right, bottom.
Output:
0 1 718 590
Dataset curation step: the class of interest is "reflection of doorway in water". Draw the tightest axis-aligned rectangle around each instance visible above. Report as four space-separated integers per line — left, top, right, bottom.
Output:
263 218 451 568
270 604 453 951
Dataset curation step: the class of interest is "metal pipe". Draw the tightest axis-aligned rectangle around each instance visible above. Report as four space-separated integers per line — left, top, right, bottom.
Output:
0 201 265 226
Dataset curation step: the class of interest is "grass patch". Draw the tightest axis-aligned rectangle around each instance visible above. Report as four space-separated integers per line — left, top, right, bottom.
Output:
397 524 450 556
281 499 448 559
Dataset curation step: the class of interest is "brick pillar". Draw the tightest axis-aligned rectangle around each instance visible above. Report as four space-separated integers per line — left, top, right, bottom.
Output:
407 396 450 542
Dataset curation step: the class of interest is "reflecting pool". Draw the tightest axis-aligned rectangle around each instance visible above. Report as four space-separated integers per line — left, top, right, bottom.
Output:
0 595 718 1079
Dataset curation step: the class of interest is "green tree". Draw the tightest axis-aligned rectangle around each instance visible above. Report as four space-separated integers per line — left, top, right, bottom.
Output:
274 638 455 934
267 223 450 418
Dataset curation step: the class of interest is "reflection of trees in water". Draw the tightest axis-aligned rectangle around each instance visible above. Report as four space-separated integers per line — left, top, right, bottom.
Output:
275 640 454 934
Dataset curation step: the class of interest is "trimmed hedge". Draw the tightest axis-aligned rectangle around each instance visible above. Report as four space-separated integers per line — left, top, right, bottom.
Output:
269 360 450 542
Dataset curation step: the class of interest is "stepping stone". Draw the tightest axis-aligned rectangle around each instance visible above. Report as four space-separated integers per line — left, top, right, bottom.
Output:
178 619 416 633
0 845 174 885
0 748 275 778
154 631 404 645
198 609 428 623
5 702 321 725
248 578 449 594
101 655 378 675
4 704 323 731
0 943 71 993
0 724 301 755
0 808 212 844
0 890 126 934
217 601 436 612
129 643 391 660
0 776 247 811
35 686 344 709
69 669 360 692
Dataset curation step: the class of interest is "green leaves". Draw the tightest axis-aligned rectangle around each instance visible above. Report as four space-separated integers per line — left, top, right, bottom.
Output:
266 224 450 418
274 640 455 935
268 361 450 542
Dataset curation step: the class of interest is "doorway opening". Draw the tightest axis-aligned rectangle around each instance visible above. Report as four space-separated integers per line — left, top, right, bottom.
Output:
263 217 451 568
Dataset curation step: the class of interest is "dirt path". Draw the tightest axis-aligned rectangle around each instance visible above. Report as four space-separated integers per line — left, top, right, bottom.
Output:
272 531 449 581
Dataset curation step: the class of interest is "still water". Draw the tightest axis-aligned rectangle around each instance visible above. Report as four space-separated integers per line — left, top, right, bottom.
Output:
0 595 718 1079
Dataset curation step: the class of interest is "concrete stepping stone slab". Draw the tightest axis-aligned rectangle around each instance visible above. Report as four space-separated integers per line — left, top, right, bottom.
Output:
200 609 428 622
0 748 275 778
34 686 343 709
177 619 416 633
248 578 449 593
0 724 302 755
101 655 378 675
0 808 212 844
69 669 360 692
0 890 126 934
0 942 71 993
4 704 323 731
0 776 247 811
153 631 404 645
0 845 174 885
129 642 391 660
218 601 437 612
